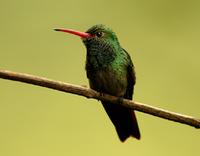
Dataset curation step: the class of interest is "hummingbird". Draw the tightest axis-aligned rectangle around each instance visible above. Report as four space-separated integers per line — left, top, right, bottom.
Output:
54 24 140 142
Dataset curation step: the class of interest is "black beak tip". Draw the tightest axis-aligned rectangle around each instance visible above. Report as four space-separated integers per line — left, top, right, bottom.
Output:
54 28 60 31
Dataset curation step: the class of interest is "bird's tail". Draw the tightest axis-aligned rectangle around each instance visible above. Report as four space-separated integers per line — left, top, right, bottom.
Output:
102 102 140 142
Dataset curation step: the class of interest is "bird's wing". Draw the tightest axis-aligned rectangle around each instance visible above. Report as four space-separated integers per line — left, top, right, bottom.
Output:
120 48 140 140
122 48 136 100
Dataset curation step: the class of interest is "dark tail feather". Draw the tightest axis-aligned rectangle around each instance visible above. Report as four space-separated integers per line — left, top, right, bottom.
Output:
116 110 140 142
102 102 140 142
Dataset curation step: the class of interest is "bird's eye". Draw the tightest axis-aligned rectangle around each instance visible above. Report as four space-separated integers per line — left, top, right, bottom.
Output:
96 32 103 37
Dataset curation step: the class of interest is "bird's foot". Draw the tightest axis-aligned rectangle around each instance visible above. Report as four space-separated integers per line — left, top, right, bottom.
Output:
98 92 104 101
99 92 104 97
117 97 124 105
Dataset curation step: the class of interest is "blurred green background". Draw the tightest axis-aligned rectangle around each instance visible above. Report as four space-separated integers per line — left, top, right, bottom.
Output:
0 0 200 155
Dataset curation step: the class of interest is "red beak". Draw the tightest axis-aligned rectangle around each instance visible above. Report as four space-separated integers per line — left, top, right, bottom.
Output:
54 28 92 38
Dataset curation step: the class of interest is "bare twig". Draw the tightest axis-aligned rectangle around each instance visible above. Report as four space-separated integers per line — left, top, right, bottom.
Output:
0 69 200 128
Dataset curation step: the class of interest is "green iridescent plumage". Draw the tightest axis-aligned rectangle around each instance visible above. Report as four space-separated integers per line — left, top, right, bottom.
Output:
83 24 140 141
55 24 140 142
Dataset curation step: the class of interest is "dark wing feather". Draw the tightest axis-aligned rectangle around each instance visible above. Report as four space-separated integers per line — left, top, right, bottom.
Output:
123 48 141 139
122 48 136 98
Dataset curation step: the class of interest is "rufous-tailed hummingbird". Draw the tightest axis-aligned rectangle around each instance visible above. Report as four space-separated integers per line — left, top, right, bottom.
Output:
54 24 140 142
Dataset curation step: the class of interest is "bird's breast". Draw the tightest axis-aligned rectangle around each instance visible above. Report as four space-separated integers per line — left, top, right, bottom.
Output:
88 66 127 97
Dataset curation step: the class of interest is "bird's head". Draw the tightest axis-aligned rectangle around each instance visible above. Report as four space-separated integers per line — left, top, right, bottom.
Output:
54 24 121 53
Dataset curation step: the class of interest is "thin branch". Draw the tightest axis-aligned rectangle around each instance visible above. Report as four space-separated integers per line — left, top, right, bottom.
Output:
0 69 200 128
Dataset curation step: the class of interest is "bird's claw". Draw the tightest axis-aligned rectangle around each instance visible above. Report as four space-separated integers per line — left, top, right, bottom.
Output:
98 92 104 101
99 92 104 97
117 97 124 104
